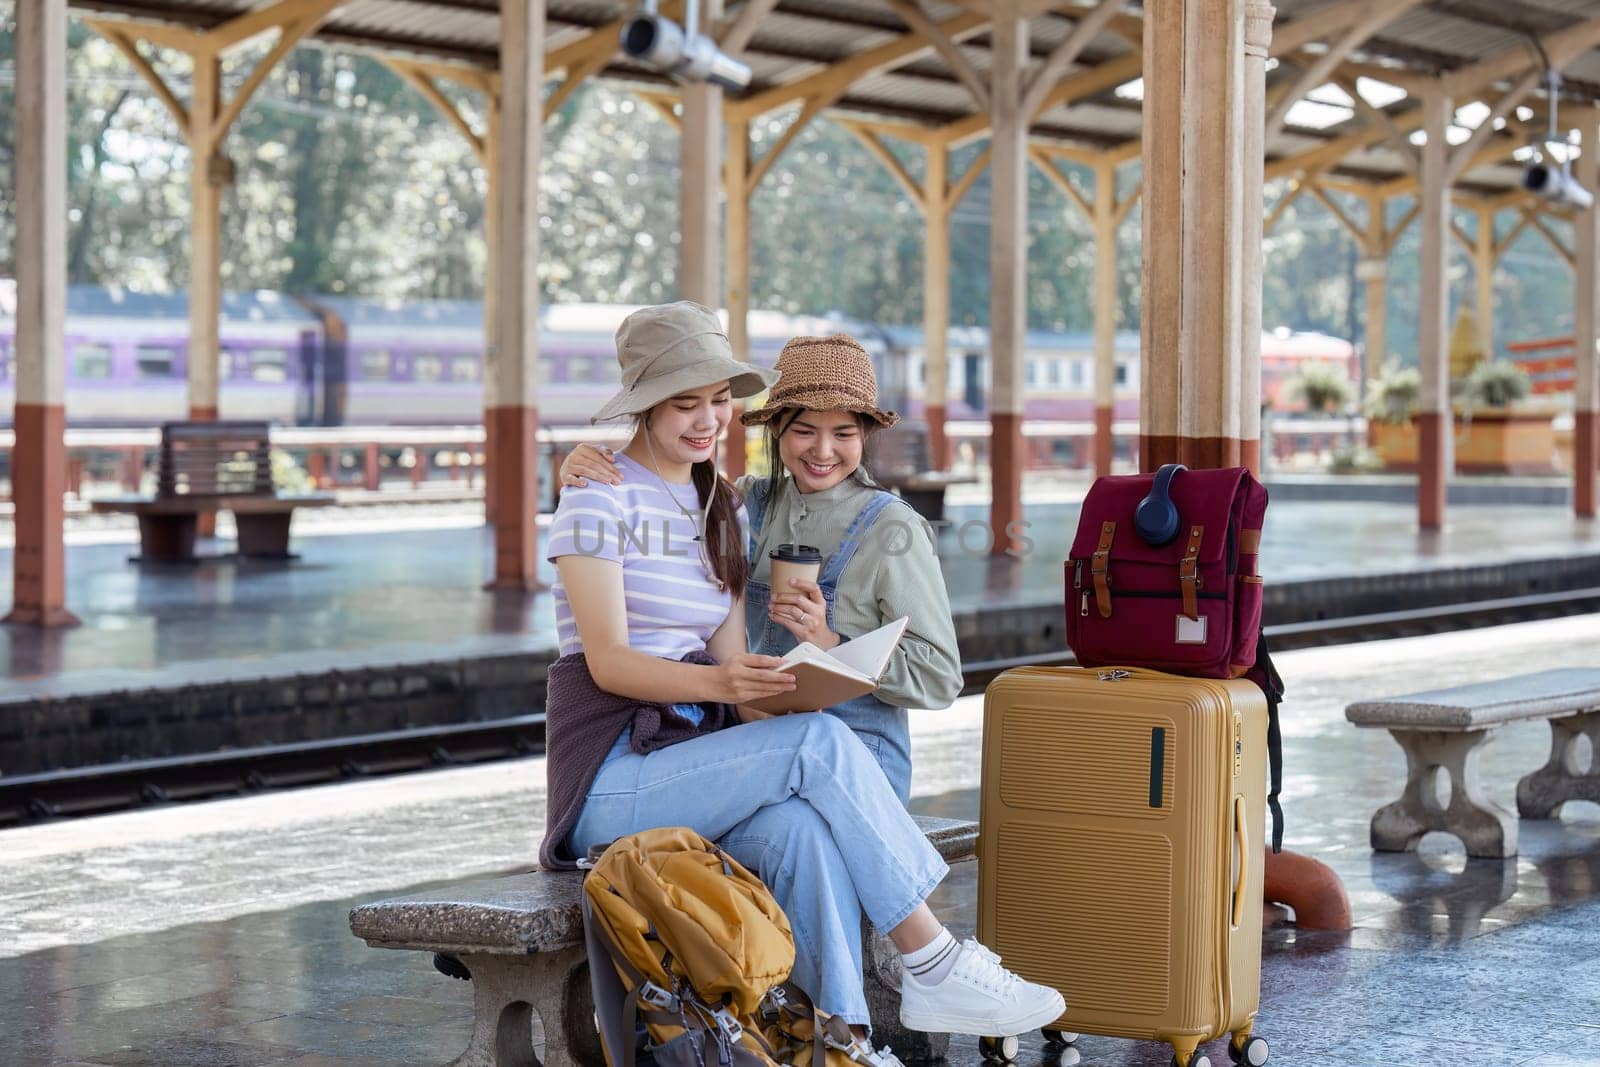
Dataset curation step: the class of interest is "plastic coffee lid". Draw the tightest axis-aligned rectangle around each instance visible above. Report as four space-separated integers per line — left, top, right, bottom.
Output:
770 543 823 563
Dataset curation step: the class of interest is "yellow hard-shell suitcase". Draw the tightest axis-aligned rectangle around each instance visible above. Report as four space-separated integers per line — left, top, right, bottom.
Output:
977 666 1270 1067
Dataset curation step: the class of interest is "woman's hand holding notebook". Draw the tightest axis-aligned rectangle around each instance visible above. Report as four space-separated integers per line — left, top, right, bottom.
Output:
745 616 910 714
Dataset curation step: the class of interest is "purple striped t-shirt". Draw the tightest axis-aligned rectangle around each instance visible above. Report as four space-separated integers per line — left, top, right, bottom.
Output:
546 453 741 659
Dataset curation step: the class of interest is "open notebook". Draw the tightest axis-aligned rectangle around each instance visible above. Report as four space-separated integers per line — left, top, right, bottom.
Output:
746 616 911 714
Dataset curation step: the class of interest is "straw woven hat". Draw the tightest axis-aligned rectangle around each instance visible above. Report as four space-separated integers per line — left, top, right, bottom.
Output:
591 301 779 423
740 334 898 428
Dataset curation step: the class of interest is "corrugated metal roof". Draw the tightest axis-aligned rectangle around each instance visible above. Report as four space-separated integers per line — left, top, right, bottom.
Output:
68 0 1600 195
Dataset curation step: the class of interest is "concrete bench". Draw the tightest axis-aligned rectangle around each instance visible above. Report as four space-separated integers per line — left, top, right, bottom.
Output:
1345 668 1600 858
350 814 978 1067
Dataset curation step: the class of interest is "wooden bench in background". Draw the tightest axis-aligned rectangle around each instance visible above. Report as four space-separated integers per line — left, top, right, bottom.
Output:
872 425 976 523
1345 668 1600 858
349 815 980 1067
90 421 334 563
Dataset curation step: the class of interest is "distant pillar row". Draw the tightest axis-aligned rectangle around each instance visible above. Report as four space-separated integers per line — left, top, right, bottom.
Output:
1416 92 1453 531
723 113 753 481
1575 111 1600 520
1091 160 1117 478
488 0 545 590
6 0 77 627
1138 0 1272 475
923 144 951 471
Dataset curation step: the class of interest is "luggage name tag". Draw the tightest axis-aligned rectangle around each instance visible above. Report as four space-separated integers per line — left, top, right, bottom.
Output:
1175 613 1208 645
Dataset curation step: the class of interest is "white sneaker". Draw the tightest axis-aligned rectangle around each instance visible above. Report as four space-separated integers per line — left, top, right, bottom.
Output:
897 938 1066 1038
825 1032 906 1067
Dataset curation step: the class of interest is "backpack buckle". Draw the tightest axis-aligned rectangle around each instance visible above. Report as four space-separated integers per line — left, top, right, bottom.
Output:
711 1006 744 1042
639 982 679 1011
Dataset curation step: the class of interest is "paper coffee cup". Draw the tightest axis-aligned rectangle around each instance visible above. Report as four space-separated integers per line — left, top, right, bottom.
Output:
769 543 823 591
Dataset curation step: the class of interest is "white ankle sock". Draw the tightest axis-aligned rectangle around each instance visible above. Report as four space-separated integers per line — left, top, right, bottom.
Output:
900 928 959 986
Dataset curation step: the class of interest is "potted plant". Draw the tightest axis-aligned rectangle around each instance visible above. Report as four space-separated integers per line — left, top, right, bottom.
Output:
1362 363 1421 469
1454 360 1556 474
1288 362 1355 416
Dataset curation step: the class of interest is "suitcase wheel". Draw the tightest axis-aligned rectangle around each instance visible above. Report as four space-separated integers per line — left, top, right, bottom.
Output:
979 1035 1019 1062
1229 1035 1269 1066
1171 1055 1211 1067
1041 1028 1079 1047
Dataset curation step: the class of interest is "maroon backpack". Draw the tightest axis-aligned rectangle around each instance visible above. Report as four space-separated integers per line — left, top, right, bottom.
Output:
1064 464 1284 849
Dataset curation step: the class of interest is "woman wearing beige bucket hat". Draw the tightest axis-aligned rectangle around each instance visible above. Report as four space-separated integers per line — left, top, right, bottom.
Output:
542 308 1064 1061
561 333 962 805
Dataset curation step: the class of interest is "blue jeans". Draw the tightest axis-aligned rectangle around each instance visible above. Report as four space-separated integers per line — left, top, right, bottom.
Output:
569 712 950 1026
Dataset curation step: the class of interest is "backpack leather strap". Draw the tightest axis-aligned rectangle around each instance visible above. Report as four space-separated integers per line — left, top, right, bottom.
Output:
1091 521 1116 618
1178 524 1204 620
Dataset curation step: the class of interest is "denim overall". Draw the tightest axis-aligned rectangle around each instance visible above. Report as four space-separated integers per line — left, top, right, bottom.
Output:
745 478 913 806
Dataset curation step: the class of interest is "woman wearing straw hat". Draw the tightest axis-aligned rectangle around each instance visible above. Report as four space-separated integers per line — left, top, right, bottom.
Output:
560 333 961 806
543 304 1064 1063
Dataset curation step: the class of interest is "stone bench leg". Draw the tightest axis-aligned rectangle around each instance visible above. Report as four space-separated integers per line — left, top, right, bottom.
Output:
862 921 950 1063
1371 728 1518 859
448 945 602 1067
1517 710 1600 819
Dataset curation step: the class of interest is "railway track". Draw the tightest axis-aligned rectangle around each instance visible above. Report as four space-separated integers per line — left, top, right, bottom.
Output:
6 587 1600 826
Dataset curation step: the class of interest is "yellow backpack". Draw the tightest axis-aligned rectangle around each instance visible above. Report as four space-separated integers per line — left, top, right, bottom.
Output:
580 827 892 1067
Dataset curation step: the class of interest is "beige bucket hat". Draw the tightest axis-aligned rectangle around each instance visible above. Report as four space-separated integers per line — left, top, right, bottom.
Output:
740 334 899 428
591 301 779 423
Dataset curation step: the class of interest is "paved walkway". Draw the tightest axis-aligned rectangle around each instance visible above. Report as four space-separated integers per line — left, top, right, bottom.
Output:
4 615 1599 1065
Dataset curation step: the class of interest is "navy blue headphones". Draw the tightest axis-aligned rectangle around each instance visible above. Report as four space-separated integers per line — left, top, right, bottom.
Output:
1135 463 1186 546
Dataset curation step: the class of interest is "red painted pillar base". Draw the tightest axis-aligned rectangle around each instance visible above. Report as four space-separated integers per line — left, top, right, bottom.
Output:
1179 434 1244 470
190 405 219 537
1241 436 1261 480
487 404 545 592
926 403 948 470
1576 410 1596 519
5 403 80 628
1092 405 1113 478
989 412 1024 556
1264 848 1352 931
1417 410 1448 530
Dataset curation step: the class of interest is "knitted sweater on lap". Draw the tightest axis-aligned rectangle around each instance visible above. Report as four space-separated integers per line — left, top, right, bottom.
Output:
539 649 737 870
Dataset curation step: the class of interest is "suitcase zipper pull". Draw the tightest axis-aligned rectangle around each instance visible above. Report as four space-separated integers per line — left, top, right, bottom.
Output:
1097 669 1130 681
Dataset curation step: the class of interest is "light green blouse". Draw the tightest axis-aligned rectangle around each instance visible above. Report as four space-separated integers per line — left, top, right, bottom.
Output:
737 473 963 711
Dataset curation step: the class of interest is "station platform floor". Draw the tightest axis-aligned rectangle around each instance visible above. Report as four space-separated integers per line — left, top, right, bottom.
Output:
3 489 1598 688
4 615 1599 1066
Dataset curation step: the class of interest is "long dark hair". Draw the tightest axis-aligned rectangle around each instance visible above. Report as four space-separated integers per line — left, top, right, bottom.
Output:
763 408 881 504
695 458 748 599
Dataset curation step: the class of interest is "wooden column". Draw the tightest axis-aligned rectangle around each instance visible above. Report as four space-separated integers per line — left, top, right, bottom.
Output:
723 113 752 479
987 10 1028 554
924 143 951 468
189 52 223 428
1475 204 1496 362
1575 114 1600 519
1362 191 1389 382
680 2 723 305
1417 91 1453 530
488 0 544 590
483 93 502 524
1139 0 1274 473
1092 160 1117 477
7 0 78 627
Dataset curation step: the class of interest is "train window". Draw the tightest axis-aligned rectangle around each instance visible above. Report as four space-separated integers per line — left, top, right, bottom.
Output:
136 345 174 379
451 356 481 383
1047 361 1063 387
1071 360 1085 387
415 354 444 383
568 355 593 383
73 344 113 379
1024 360 1039 387
250 348 288 382
360 350 392 381
593 357 620 383
0 339 9 380
1115 363 1129 386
